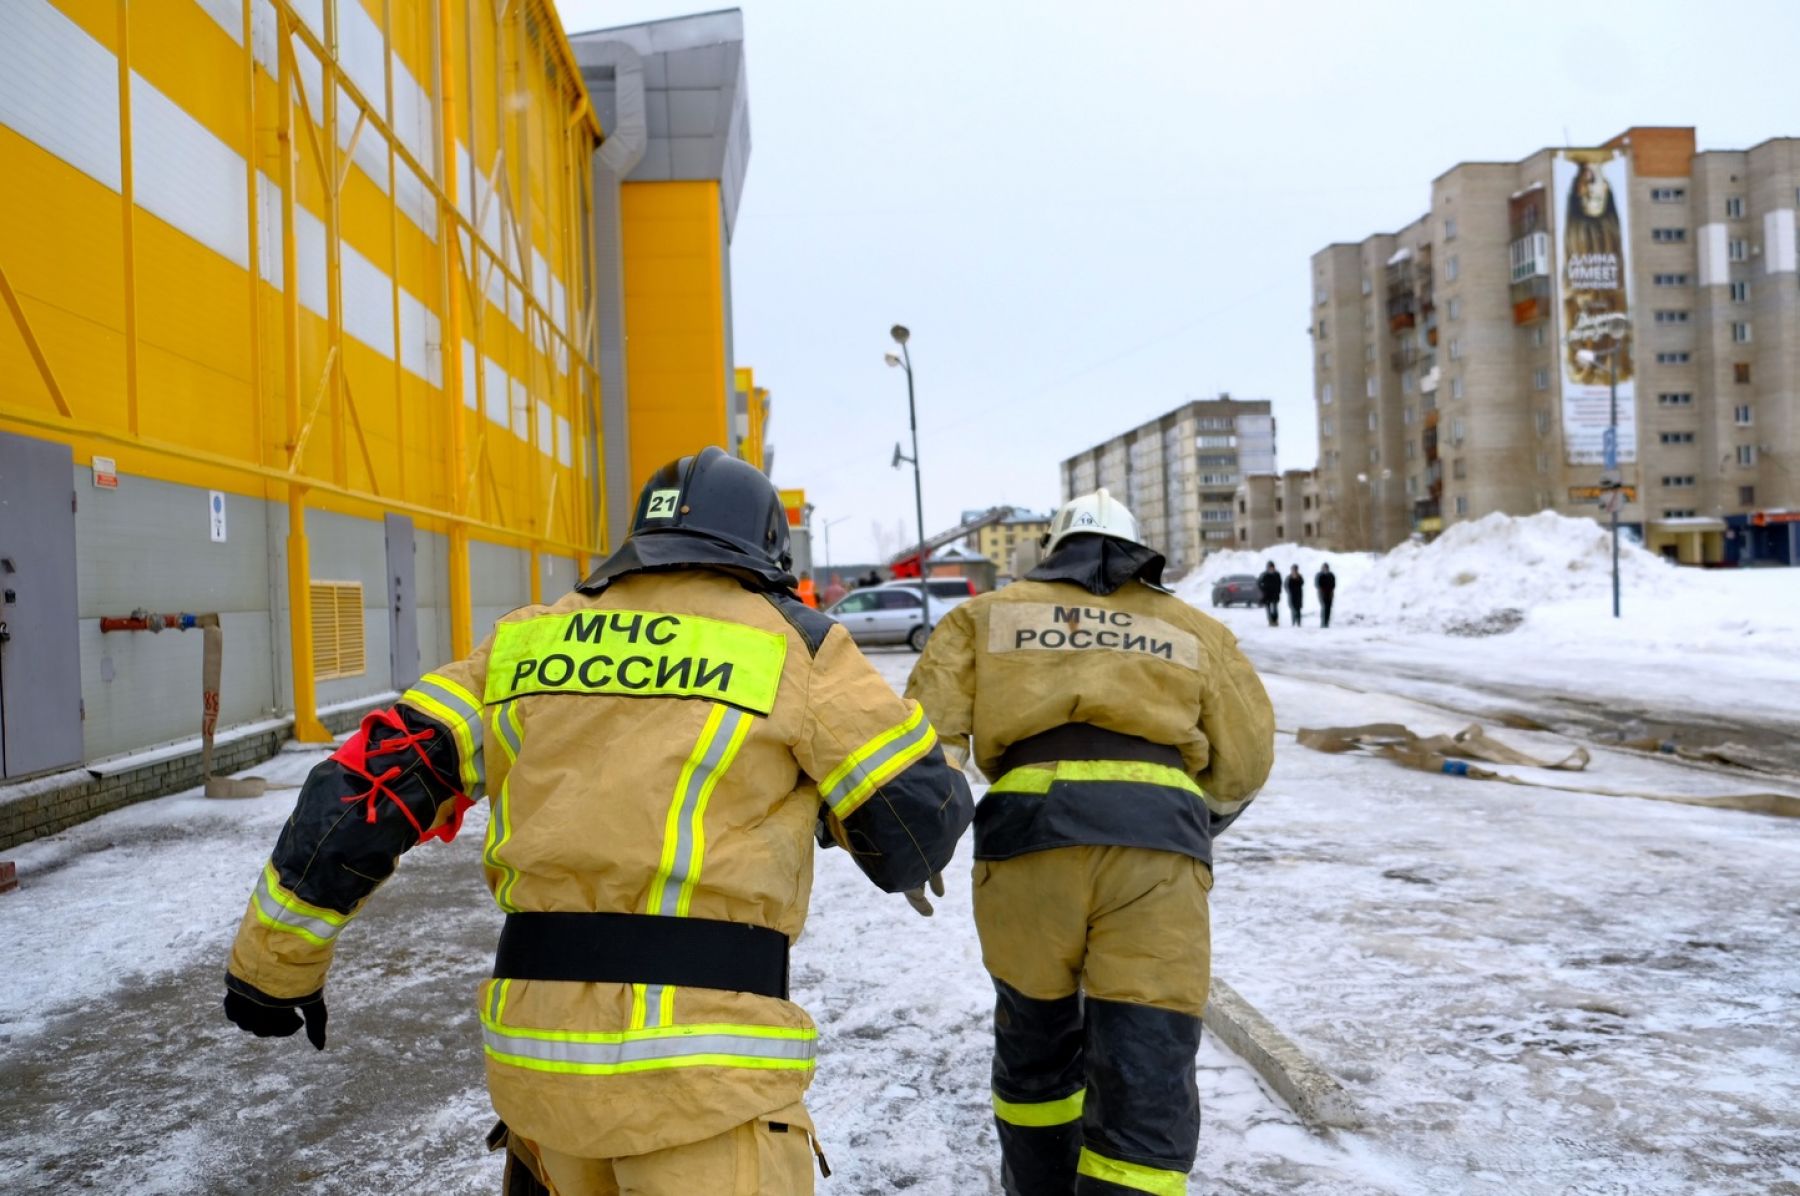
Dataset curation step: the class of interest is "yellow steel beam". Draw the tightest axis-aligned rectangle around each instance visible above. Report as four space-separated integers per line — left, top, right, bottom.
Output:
341 372 382 496
286 345 339 470
277 7 332 744
380 0 405 501
438 0 473 658
0 262 75 419
242 0 266 469
322 0 347 488
272 0 599 383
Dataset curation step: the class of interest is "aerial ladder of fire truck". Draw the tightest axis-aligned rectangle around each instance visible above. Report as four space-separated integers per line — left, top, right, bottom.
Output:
886 506 1016 578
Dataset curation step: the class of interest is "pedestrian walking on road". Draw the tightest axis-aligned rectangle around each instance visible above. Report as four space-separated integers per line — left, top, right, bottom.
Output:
1257 561 1283 627
1315 562 1336 628
908 487 1275 1196
822 573 848 607
220 446 973 1195
1285 565 1305 627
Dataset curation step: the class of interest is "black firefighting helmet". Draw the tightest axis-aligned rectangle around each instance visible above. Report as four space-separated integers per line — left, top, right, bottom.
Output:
579 446 795 592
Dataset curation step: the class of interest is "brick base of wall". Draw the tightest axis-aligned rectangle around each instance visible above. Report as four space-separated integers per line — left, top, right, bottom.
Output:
0 699 386 854
0 861 16 895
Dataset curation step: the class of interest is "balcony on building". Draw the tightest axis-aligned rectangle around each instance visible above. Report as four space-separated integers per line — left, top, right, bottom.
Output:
1385 248 1416 332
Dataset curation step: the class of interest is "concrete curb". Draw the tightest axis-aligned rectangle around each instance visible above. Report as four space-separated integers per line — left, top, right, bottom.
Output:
1204 978 1363 1131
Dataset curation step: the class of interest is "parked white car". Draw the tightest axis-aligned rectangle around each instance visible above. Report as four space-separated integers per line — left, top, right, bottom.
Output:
825 582 965 651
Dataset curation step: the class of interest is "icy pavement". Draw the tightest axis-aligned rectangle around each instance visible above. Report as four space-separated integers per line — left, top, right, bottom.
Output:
1 644 1796 1194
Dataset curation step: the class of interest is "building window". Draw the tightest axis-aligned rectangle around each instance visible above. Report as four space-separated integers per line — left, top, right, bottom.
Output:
1451 376 1465 400
1737 445 1757 467
1533 367 1550 390
1659 431 1695 445
1653 272 1690 286
1451 416 1466 443
1729 280 1749 303
1406 476 1418 496
1304 522 1314 536
1663 508 1697 518
1535 410 1551 435
1734 404 1753 425
1650 187 1686 203
1735 362 1752 384
1656 351 1692 365
1658 392 1694 406
1732 321 1752 343
1320 352 1333 369
1455 496 1469 515
1402 371 1414 394
1445 254 1460 281
1366 411 1378 431
1315 285 1326 305
1318 320 1328 339
1654 310 1690 325
1275 497 1285 512
1448 337 1462 360
1661 475 1696 488
1532 325 1546 347
1321 382 1334 405
1725 196 1744 219
1448 297 1462 320
1321 417 1335 436
1740 485 1756 506
1444 217 1458 241
1452 458 1467 480
1651 228 1687 243
1368 447 1380 464
1238 528 1247 542
1405 441 1416 459
1366 376 1378 398
1536 453 1550 475
1728 239 1749 262
1365 343 1376 362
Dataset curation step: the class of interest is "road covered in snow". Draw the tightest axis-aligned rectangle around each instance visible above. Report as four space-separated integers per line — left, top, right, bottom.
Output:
2 539 1798 1193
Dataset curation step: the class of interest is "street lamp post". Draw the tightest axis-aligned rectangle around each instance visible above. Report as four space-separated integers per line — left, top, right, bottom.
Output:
1576 322 1629 619
886 325 932 640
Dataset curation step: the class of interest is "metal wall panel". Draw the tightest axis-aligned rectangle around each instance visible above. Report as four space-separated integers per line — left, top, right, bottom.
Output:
384 514 418 691
0 432 82 778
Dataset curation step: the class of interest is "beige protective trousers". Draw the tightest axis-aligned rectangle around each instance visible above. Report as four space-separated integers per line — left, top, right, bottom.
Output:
507 1102 818 1196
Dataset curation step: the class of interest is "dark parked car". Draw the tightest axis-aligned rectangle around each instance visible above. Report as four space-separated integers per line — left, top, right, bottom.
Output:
1210 574 1262 608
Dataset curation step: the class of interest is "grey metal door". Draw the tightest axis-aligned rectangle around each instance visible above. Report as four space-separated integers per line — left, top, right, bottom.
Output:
384 514 418 691
0 432 82 778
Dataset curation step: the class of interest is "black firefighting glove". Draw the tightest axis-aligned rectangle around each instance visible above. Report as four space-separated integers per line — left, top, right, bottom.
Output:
904 872 946 917
224 974 328 1050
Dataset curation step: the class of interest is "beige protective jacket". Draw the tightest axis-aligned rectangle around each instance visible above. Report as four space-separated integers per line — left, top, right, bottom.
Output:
906 556 1273 864
227 569 972 1160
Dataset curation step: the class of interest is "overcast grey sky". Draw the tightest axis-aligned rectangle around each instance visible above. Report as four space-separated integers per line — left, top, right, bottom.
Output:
556 0 1799 564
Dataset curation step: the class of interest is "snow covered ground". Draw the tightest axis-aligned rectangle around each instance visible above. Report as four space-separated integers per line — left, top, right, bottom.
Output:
2 621 1798 1193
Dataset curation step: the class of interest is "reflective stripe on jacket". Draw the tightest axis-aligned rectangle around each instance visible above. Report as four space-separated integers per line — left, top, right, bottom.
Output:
227 569 972 1160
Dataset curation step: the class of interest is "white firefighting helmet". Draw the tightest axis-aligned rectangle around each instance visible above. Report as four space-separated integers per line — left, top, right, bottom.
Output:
1043 488 1141 554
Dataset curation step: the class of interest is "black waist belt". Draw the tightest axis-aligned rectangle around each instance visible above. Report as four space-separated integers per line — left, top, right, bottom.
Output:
493 912 789 1000
999 724 1186 773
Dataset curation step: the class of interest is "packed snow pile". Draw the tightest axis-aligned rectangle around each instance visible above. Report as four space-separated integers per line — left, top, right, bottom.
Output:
1342 511 1698 634
1183 511 1707 636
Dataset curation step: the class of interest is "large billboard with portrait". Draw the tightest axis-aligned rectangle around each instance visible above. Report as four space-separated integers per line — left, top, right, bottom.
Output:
1553 148 1637 466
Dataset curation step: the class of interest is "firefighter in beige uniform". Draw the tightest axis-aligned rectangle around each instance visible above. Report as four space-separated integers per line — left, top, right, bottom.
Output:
907 489 1274 1196
222 447 974 1194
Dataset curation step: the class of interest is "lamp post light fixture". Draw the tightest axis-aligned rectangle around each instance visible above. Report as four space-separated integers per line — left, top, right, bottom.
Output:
886 324 932 642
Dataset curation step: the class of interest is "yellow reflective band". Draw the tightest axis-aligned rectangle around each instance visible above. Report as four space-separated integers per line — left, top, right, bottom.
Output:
403 672 485 793
990 759 1203 798
484 610 788 715
1076 1148 1188 1196
993 1087 1085 1127
820 702 939 819
483 707 525 913
675 709 753 918
251 861 349 946
480 1014 817 1077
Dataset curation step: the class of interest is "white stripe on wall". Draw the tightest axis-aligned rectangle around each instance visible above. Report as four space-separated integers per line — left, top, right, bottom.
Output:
0 0 122 191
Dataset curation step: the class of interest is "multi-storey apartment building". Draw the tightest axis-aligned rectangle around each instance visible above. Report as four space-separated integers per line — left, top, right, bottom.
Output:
961 508 1053 576
1235 469 1323 550
1060 396 1275 576
1312 127 1799 564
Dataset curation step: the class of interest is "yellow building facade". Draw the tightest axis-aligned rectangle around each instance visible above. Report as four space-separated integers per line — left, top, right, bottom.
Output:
0 2 757 789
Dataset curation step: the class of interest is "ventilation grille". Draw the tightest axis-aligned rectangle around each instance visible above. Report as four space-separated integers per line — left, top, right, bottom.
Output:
309 581 366 681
